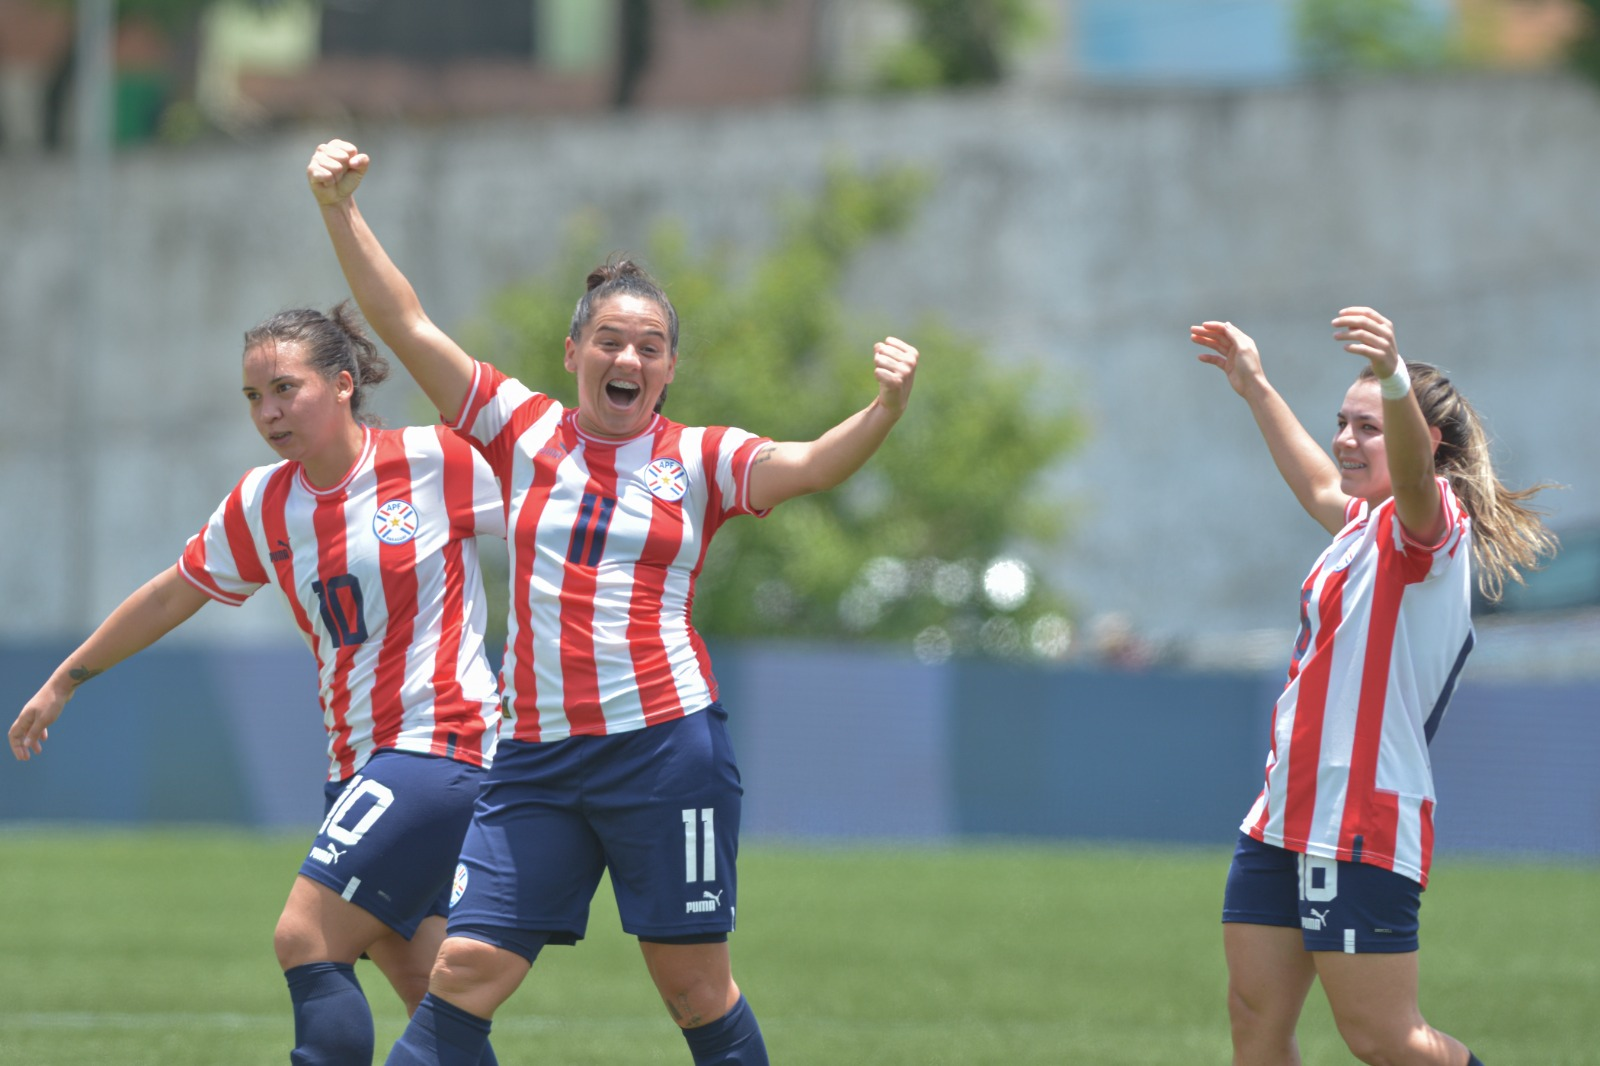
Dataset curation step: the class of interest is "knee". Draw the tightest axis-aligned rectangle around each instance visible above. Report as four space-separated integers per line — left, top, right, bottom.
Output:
274 914 317 971
1226 982 1297 1054
1335 1017 1415 1066
428 936 525 1007
659 975 738 1031
1225 981 1271 1032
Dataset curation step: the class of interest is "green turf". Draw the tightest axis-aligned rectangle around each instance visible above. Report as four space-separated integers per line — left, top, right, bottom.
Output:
0 828 1594 1064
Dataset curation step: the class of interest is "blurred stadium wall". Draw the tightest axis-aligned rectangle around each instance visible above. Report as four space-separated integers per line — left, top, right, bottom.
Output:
2 641 1595 859
2 74 1598 651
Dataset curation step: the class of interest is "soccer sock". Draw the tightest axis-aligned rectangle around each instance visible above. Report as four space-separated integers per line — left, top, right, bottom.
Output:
384 992 493 1066
285 961 374 1066
1466 1054 1485 1066
681 995 769 1065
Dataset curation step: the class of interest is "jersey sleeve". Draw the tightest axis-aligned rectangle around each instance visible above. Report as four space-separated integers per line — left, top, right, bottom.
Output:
176 472 270 606
446 359 558 485
1381 477 1470 584
709 427 774 519
435 425 507 540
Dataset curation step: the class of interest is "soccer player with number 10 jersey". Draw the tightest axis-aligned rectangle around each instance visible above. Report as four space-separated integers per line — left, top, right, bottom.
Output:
10 304 505 1066
1190 309 1555 1066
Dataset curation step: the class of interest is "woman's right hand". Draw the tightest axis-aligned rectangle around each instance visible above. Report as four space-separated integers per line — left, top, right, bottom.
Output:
1190 320 1267 398
307 139 370 207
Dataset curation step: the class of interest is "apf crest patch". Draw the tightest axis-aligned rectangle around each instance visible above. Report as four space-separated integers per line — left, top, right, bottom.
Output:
451 863 469 908
644 458 689 502
372 499 420 545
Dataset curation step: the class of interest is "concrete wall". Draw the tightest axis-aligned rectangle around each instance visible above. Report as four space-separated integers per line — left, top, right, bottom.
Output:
4 642 1595 862
3 73 1598 648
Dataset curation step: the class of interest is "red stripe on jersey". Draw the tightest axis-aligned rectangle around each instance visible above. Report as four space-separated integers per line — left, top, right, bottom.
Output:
631 422 689 725
506 420 572 741
684 426 739 700
310 488 360 780
1283 562 1347 848
260 467 317 641
431 428 477 757
558 444 614 736
222 479 271 587
1338 508 1419 867
367 432 419 752
1418 797 1435 888
180 495 247 605
478 374 556 510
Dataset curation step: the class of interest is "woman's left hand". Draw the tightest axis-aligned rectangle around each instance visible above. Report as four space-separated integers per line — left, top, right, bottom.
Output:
873 336 919 417
1332 307 1401 378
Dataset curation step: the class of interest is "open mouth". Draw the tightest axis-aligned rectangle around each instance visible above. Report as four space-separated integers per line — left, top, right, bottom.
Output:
605 380 641 408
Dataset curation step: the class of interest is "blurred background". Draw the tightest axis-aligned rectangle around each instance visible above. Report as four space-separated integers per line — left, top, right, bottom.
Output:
0 0 1596 857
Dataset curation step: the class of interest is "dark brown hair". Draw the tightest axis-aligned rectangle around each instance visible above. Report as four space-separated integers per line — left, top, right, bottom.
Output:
243 301 391 426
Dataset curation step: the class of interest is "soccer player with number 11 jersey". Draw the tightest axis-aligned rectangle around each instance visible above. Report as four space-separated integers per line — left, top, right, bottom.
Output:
310 136 920 1066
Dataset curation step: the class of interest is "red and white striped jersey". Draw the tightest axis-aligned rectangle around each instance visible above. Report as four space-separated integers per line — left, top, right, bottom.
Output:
178 425 505 780
450 360 770 743
1242 478 1474 887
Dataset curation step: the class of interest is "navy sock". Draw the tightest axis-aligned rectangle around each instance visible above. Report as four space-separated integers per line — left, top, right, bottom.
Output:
1467 1054 1485 1066
285 961 374 1066
681 995 768 1065
384 993 493 1066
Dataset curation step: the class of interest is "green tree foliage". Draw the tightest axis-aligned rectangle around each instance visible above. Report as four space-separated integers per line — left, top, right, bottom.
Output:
875 0 1046 90
464 165 1085 660
1567 0 1600 88
1294 0 1453 74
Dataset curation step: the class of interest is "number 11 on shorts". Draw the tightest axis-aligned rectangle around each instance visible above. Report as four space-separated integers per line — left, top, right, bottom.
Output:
683 808 715 883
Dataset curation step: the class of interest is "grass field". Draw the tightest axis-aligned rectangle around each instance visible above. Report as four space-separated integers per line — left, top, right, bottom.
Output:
0 828 1594 1065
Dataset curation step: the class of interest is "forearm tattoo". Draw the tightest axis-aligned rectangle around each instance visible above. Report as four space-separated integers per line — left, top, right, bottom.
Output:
67 666 102 688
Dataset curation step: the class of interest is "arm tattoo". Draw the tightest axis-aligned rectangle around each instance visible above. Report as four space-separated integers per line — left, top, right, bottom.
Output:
753 444 775 466
67 666 102 688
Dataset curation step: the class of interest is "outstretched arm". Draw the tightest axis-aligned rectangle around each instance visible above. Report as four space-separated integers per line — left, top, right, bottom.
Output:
746 336 918 513
1190 320 1349 535
308 139 477 423
1331 307 1444 544
8 566 209 761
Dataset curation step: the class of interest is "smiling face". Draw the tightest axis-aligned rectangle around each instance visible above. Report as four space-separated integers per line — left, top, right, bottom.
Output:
242 339 360 481
563 293 677 439
1332 377 1392 504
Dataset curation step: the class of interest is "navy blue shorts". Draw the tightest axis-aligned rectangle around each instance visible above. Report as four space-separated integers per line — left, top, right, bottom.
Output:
299 750 487 940
1222 832 1422 954
447 703 742 958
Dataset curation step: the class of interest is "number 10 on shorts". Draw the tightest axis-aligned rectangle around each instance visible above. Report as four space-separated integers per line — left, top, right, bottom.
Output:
683 808 715 883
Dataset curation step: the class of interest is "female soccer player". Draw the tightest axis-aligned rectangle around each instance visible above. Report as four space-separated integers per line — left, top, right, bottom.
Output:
9 304 505 1066
1190 309 1555 1066
307 138 919 1066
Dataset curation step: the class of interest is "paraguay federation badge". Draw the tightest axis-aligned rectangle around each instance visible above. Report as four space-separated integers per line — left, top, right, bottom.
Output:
644 458 689 502
372 499 420 545
451 863 469 908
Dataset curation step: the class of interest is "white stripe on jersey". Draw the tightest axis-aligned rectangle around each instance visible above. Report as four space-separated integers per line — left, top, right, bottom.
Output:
178 425 505 780
1245 479 1473 887
453 360 770 743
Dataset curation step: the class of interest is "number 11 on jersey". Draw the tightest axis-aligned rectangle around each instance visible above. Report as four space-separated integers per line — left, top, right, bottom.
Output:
683 807 715 883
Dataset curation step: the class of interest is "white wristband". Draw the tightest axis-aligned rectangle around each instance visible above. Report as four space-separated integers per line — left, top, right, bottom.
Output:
1378 357 1411 400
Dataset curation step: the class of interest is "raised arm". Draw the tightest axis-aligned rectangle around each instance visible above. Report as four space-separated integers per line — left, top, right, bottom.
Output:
746 336 918 513
8 566 209 761
1331 307 1444 544
307 139 477 423
1190 320 1350 534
